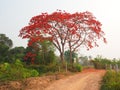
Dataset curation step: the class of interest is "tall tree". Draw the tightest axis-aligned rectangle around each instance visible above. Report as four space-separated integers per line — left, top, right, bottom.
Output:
0 34 13 63
64 50 78 63
24 40 56 65
35 40 56 65
9 46 26 62
0 34 13 48
19 10 106 64
0 43 9 63
67 12 107 63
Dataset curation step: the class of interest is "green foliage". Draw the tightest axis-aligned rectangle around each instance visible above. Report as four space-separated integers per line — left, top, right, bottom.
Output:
64 50 78 63
0 60 39 81
27 64 58 75
101 70 120 90
35 50 56 65
92 55 120 70
9 47 26 63
25 40 56 65
92 55 113 69
36 41 56 65
0 34 13 48
0 44 9 63
15 59 24 67
67 63 82 72
0 34 14 63
0 34 26 63
30 69 39 77
74 63 82 72
0 63 10 72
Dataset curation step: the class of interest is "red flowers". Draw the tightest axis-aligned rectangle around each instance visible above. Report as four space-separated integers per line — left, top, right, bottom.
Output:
19 10 106 63
24 52 36 64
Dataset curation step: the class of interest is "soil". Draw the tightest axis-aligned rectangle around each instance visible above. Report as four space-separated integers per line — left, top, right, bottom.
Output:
0 68 106 90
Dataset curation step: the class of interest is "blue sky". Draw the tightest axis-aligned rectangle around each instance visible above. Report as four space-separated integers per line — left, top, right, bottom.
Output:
0 0 120 59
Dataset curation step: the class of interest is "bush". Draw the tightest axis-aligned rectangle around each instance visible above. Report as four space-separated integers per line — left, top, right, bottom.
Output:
27 64 58 75
0 59 39 81
75 64 82 72
30 69 39 77
101 70 120 90
92 61 105 69
67 63 82 72
74 63 82 72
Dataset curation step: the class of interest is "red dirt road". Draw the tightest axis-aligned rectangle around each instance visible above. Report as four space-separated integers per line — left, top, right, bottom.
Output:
45 69 106 90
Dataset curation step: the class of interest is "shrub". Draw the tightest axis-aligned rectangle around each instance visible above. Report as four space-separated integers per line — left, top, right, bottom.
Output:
67 63 82 72
0 63 10 71
101 70 120 90
0 59 39 81
27 64 58 75
74 63 82 72
30 69 39 77
92 61 105 69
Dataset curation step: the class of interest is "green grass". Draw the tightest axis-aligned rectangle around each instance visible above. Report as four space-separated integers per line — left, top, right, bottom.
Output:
101 70 120 90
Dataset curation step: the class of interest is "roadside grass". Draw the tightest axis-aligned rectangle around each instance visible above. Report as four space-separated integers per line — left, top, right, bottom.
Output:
101 70 120 90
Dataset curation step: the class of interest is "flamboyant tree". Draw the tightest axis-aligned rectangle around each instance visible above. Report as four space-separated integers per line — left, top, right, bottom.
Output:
66 12 107 63
19 10 106 64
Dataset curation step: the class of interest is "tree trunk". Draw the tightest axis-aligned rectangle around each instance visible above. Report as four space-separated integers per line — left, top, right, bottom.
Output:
69 41 73 64
60 52 64 63
60 44 65 66
70 49 72 64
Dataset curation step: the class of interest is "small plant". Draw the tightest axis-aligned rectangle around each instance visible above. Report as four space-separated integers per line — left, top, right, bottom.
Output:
0 63 10 71
30 69 39 77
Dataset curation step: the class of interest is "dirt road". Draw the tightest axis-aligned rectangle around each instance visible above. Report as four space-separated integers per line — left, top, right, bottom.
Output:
45 69 106 90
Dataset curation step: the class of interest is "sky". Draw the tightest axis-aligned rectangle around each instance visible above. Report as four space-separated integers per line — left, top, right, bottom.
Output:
0 0 120 59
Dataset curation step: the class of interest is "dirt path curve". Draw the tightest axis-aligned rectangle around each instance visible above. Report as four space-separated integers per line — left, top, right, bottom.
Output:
45 69 106 90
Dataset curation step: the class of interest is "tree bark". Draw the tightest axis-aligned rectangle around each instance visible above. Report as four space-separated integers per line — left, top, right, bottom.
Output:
69 41 73 64
70 49 72 64
60 52 64 62
59 43 65 66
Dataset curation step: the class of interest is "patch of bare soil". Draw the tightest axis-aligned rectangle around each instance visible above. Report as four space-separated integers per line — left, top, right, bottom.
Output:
0 69 106 90
0 72 72 90
45 69 106 90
